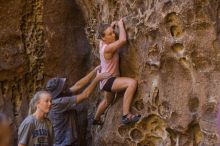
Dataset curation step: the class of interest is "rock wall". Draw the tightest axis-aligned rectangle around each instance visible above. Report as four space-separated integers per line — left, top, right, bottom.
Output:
75 0 220 145
1 0 220 146
0 0 90 145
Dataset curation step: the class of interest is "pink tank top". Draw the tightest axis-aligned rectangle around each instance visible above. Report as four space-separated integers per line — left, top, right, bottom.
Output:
99 41 120 89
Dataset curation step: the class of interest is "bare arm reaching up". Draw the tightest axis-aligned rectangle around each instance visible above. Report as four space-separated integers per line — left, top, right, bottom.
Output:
75 71 111 104
104 19 127 59
69 65 101 93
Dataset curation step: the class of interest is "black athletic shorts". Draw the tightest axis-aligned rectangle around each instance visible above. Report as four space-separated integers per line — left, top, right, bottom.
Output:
102 77 116 92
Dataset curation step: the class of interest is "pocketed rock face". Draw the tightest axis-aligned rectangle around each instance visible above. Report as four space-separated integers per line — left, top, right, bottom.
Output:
0 0 90 145
2 0 220 146
74 0 220 145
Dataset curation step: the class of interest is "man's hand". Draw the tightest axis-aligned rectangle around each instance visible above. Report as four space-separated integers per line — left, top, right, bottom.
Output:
75 71 111 104
95 71 111 81
94 65 101 72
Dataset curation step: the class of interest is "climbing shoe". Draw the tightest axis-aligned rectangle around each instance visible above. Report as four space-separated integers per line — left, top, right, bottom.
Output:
121 114 141 125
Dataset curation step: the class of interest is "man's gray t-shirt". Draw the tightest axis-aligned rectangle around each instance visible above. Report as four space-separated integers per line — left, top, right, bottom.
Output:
49 96 77 146
18 115 54 146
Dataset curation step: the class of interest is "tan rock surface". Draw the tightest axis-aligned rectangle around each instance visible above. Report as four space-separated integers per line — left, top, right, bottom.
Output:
1 0 220 145
0 0 90 145
76 0 220 145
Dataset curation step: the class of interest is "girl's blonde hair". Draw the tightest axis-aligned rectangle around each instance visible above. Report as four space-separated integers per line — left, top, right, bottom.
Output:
28 91 50 115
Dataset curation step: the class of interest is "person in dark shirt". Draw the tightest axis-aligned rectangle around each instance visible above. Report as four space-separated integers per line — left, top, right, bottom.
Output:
46 66 110 146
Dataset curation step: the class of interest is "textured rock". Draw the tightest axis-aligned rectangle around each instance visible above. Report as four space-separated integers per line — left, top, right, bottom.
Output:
43 0 90 82
75 0 220 145
0 0 26 80
0 0 90 145
1 0 220 146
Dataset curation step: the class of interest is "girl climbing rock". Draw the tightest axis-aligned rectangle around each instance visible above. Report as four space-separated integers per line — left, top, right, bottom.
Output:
93 18 141 125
